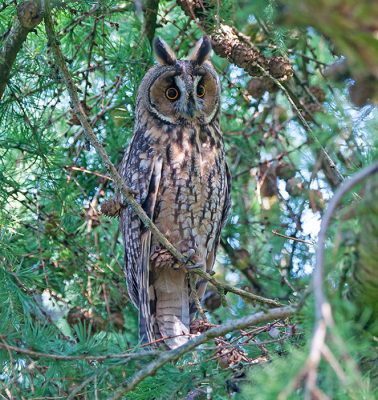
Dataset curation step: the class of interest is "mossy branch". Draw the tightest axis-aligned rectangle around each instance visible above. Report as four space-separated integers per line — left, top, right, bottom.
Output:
0 1 43 98
106 305 296 400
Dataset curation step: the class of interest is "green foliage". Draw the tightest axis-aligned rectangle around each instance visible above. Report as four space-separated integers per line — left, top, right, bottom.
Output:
1 0 378 398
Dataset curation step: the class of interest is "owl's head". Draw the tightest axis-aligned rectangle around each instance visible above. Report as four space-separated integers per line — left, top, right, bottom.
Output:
138 36 220 125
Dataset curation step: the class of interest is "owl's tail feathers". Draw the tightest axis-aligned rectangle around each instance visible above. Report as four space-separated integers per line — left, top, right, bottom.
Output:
155 290 190 349
151 268 191 349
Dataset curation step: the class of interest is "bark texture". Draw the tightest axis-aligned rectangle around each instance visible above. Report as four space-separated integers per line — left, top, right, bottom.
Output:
0 1 42 98
177 0 293 81
143 0 159 45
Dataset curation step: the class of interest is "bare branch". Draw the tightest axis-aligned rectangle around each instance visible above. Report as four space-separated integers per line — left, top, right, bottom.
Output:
0 1 43 98
106 305 296 400
272 230 317 246
306 161 378 398
194 268 284 308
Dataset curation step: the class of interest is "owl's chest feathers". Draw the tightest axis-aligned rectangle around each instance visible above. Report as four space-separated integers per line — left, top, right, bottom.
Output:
155 125 224 197
149 124 226 254
159 124 222 175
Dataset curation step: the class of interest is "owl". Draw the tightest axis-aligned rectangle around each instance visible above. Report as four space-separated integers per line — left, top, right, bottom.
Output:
117 36 231 349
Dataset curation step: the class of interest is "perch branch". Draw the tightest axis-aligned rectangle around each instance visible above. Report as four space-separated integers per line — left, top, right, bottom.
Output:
106 305 296 400
194 268 284 307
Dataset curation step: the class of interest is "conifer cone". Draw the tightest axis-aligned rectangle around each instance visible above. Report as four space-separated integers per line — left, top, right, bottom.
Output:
214 338 251 369
203 290 222 311
247 78 265 98
309 85 326 103
268 56 293 81
190 318 214 334
68 101 90 125
100 198 122 218
262 76 279 93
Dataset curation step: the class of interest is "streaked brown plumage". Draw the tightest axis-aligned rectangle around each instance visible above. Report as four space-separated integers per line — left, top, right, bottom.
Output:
117 36 231 349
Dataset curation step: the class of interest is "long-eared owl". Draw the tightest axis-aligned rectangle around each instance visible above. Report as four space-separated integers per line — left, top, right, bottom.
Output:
118 36 231 349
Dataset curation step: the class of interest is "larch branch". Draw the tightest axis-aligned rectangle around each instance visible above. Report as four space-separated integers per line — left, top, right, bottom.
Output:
0 1 43 98
106 305 296 400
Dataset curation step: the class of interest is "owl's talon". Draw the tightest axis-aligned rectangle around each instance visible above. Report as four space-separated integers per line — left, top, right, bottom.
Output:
186 262 204 270
173 249 196 270
184 249 196 264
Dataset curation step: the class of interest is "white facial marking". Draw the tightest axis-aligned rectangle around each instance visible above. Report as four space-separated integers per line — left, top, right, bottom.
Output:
173 76 188 114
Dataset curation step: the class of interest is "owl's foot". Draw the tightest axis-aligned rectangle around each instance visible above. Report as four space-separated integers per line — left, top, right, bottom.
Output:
150 248 175 269
173 249 204 270
186 262 204 270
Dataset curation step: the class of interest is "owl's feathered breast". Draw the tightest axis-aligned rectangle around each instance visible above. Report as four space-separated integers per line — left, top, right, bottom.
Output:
118 117 229 303
146 121 227 267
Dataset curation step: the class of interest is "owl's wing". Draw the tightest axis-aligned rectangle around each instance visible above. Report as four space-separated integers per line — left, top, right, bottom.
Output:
118 130 162 315
209 162 232 272
190 162 232 321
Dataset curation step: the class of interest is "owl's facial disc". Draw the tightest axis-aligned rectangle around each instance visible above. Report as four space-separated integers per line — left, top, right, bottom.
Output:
147 61 219 124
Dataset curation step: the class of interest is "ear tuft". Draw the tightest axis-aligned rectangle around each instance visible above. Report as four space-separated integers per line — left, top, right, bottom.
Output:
190 36 212 65
153 37 176 66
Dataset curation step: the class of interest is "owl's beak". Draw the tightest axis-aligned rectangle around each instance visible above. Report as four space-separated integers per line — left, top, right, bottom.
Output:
187 96 195 118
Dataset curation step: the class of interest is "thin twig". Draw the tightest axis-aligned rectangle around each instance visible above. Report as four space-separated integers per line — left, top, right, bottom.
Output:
66 166 113 181
189 273 208 323
0 337 160 361
255 64 345 184
272 230 317 246
66 373 99 400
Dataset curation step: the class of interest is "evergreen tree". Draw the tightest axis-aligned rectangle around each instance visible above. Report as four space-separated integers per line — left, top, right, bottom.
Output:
1 0 378 399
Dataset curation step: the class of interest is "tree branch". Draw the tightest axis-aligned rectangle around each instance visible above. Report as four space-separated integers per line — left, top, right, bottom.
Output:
194 267 284 308
0 1 42 99
177 0 267 77
305 160 378 398
44 0 191 272
0 337 160 361
143 0 159 45
106 305 296 400
314 161 378 324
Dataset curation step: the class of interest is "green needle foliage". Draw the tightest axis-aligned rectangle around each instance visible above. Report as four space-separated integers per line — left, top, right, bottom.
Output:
1 0 378 399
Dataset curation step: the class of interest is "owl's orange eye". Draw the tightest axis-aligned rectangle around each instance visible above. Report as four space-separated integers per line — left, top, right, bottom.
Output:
197 85 205 97
166 87 179 100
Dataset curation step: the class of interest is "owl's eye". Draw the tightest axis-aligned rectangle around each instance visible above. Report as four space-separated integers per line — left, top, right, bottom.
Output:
197 85 205 98
166 87 179 100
